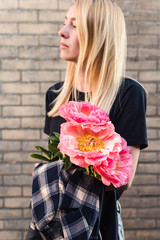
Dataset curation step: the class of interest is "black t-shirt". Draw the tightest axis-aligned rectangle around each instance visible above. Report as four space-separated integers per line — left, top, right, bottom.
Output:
44 77 148 240
44 78 147 149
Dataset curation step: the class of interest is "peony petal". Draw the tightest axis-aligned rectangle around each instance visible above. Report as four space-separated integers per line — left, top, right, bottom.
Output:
70 155 89 168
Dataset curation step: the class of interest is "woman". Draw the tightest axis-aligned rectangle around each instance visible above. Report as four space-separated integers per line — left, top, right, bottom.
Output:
26 0 148 239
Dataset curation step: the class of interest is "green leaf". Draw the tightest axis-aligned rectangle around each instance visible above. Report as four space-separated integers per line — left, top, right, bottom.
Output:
48 136 59 142
30 153 50 162
54 151 62 158
53 132 60 139
93 170 101 180
64 157 72 170
48 144 59 154
35 146 51 158
85 166 90 175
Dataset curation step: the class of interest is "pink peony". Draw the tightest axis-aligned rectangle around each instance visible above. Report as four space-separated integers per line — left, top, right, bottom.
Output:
57 101 133 188
93 139 133 188
58 101 110 128
58 122 123 168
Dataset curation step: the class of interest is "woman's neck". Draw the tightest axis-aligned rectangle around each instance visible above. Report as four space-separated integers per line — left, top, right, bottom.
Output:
76 70 90 93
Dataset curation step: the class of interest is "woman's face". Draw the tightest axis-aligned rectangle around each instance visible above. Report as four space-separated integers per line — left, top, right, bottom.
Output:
58 5 79 63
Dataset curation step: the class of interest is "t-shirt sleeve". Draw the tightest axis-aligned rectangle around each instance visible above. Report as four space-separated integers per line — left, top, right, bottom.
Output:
110 81 148 149
44 88 51 135
44 82 65 136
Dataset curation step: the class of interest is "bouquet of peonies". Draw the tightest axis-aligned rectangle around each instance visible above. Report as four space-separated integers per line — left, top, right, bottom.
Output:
31 101 133 188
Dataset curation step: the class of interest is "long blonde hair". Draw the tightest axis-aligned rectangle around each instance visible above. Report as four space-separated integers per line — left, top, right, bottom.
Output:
48 0 127 116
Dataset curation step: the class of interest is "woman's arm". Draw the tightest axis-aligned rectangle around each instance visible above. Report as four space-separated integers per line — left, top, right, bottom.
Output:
106 145 140 191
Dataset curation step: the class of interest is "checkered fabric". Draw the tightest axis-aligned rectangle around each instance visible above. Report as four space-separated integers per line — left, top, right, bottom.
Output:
31 161 103 240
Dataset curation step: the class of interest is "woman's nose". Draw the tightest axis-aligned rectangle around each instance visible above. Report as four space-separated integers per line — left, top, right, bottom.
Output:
58 26 69 38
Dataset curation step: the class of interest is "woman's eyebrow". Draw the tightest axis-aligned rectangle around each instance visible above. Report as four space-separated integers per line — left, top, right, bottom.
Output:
65 16 76 21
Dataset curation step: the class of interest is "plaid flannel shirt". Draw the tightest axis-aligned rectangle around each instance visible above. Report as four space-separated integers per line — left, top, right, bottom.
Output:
31 161 103 240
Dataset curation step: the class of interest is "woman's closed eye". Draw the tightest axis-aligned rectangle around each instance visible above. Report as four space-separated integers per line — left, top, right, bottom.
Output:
63 22 77 29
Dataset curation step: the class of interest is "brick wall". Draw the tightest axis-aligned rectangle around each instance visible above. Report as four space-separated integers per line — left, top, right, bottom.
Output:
0 0 159 239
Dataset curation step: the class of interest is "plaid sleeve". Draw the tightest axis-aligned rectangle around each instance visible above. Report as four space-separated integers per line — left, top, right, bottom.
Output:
59 170 103 240
31 161 103 240
31 161 64 231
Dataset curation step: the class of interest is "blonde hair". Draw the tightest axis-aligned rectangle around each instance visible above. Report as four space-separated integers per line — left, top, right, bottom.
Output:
48 0 127 116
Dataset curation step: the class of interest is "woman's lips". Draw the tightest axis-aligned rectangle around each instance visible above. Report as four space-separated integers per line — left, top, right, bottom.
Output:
60 42 69 48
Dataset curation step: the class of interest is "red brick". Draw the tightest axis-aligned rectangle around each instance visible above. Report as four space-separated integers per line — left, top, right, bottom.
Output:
122 186 138 197
147 140 160 151
138 208 160 218
133 174 158 185
138 186 160 196
121 197 157 208
124 231 136 240
123 219 156 229
121 208 137 219
137 230 160 240
139 152 157 163
137 163 160 174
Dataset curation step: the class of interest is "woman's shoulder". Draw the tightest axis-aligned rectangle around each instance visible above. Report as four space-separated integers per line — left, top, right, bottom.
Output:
122 77 146 92
47 81 64 93
120 77 146 99
46 81 64 102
